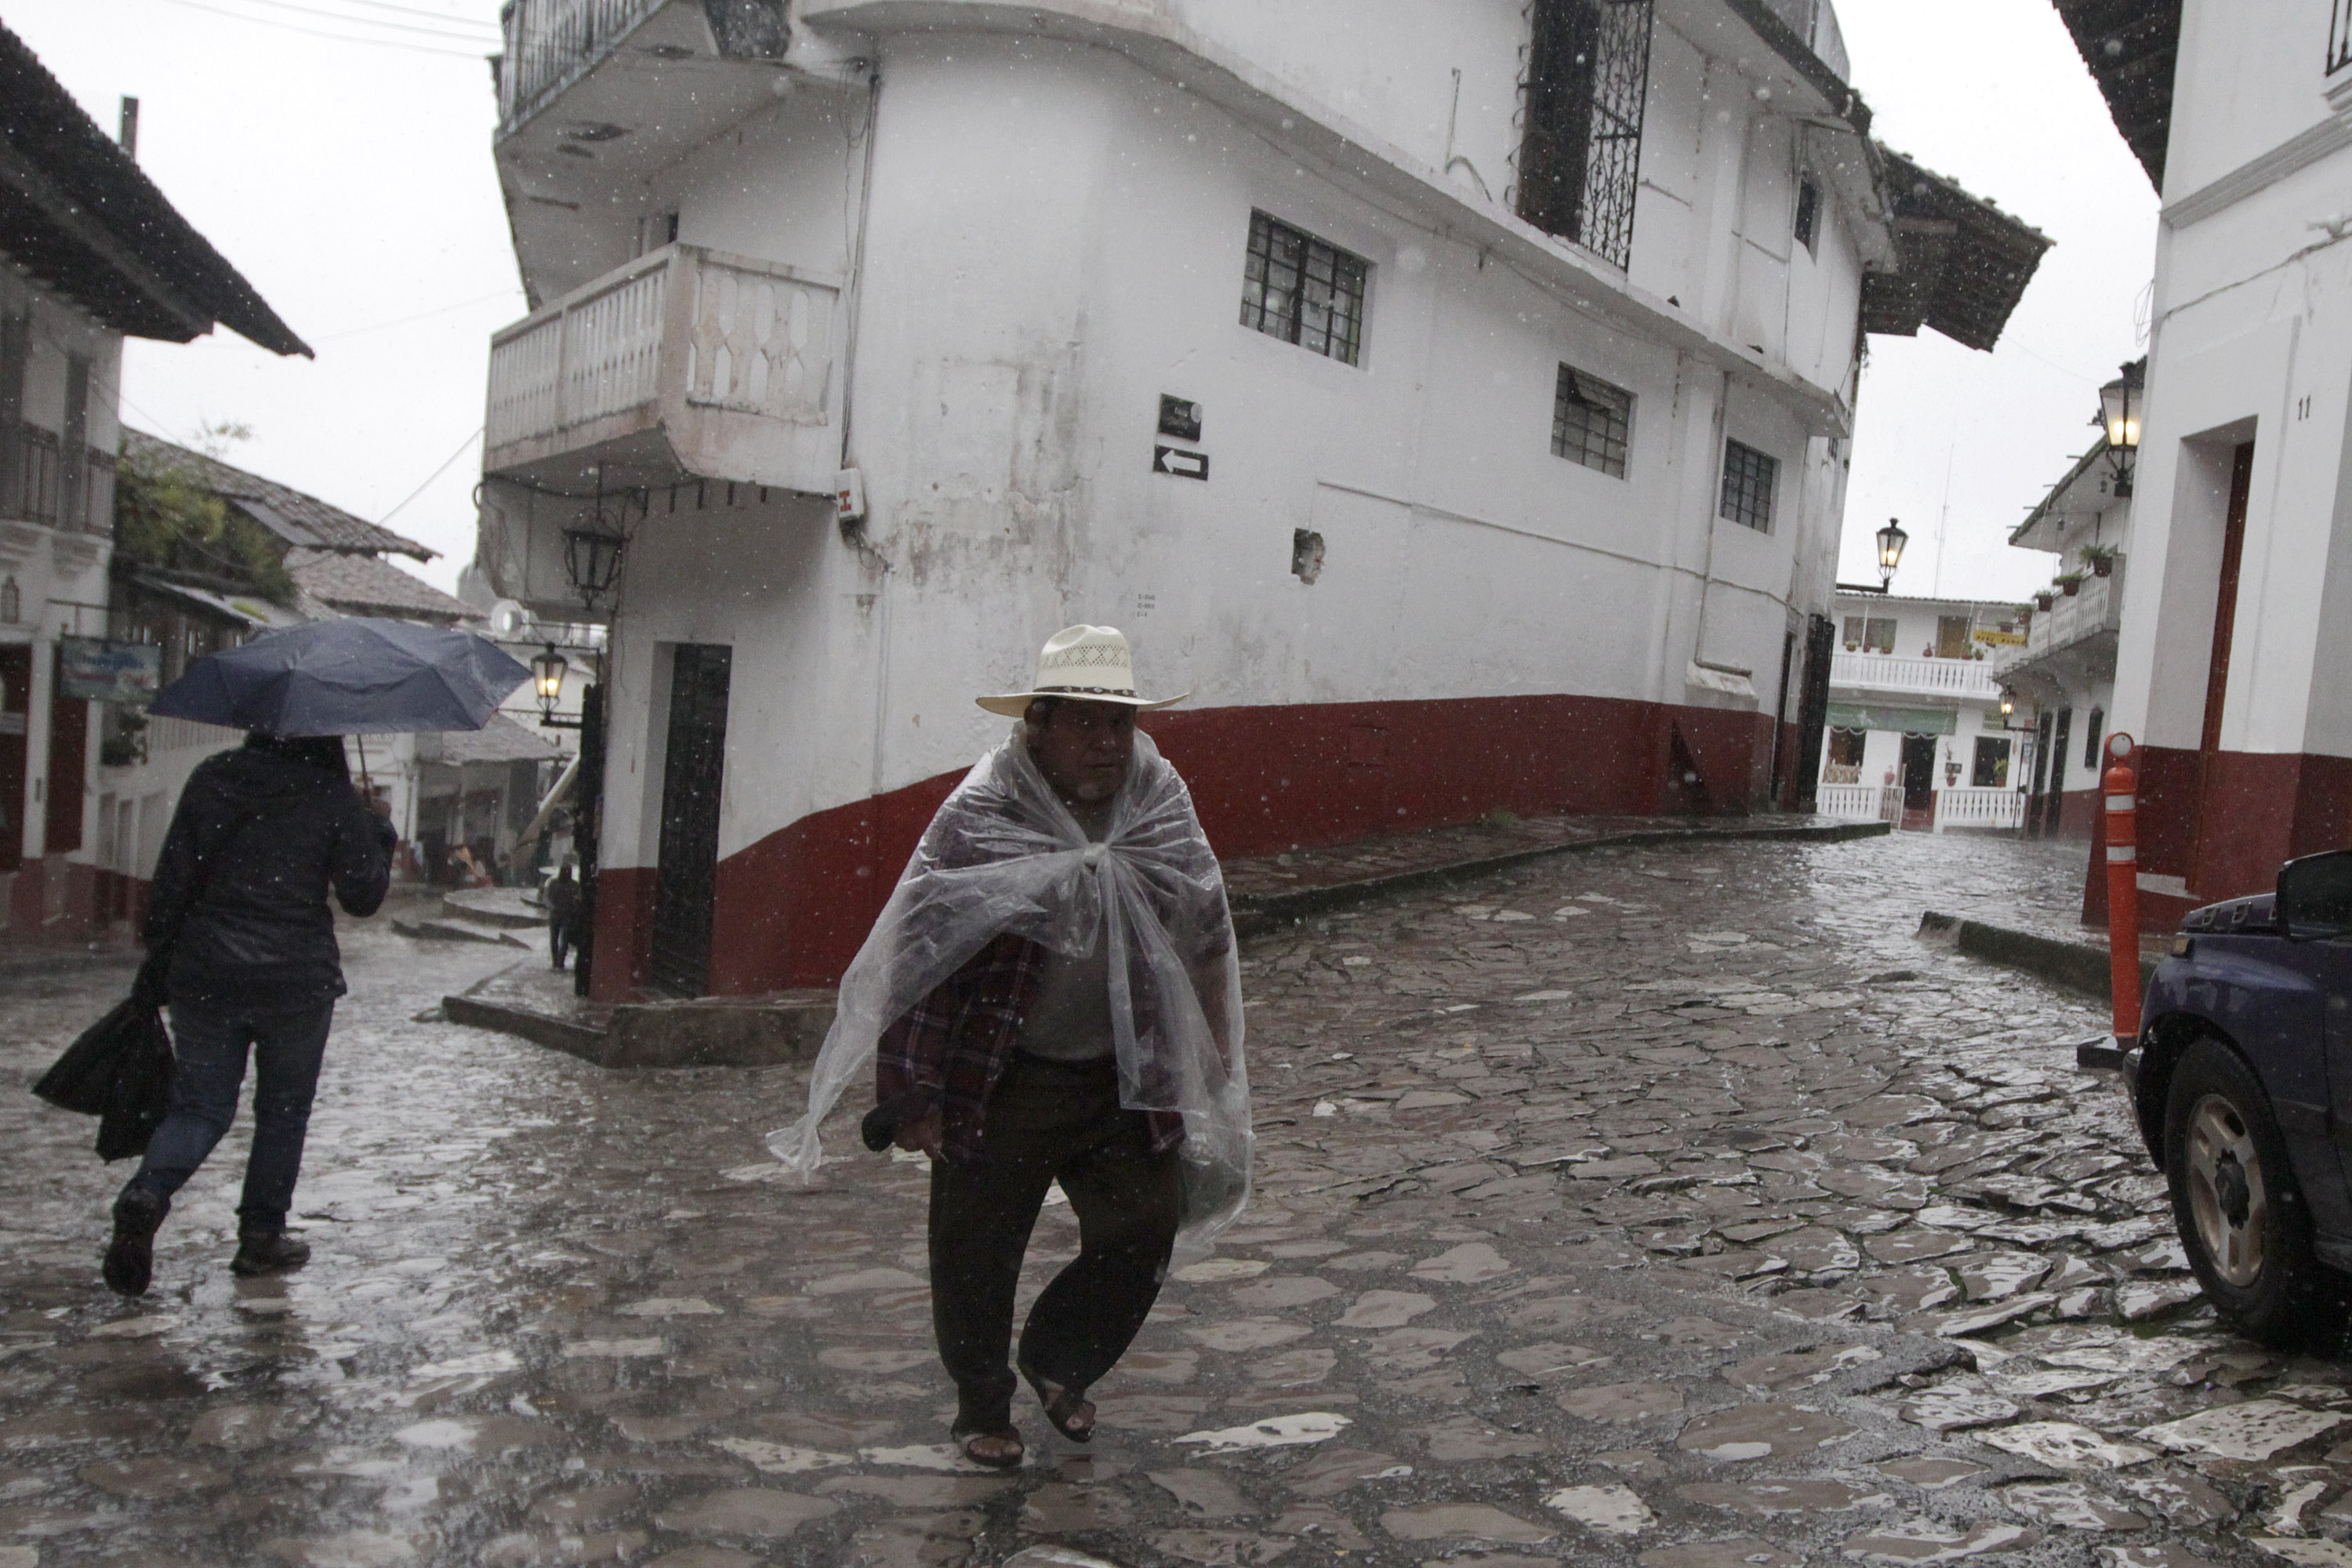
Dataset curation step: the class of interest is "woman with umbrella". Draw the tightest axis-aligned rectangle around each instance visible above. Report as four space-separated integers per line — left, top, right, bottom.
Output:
102 619 530 1297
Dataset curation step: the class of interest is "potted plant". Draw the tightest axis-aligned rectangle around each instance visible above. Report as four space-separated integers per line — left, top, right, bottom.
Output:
2056 572 2084 597
2034 590 2054 611
2082 543 2120 578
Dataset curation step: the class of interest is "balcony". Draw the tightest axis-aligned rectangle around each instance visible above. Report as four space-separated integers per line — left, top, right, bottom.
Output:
1996 564 2125 683
1828 651 2000 703
483 244 841 497
496 0 785 135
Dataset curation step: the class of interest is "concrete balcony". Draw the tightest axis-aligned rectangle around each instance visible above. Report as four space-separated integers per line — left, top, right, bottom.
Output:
1996 564 2125 684
495 0 785 136
483 243 841 497
1828 651 2000 703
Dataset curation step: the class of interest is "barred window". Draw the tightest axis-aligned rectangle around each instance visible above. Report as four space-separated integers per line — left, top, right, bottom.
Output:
1551 366 1632 477
1518 0 1656 270
1795 177 1820 255
1719 439 1777 532
1240 211 1368 365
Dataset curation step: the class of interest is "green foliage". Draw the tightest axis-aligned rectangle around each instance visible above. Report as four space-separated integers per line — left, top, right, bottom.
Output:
114 441 294 603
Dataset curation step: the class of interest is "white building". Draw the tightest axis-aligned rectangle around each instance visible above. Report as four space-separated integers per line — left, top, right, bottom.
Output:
2059 0 2352 923
0 24 307 940
1994 420 2133 840
475 0 2045 996
1815 587 2025 833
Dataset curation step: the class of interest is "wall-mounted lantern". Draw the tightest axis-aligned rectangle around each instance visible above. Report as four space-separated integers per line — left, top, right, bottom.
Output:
532 644 581 730
2100 359 2145 498
562 528 623 608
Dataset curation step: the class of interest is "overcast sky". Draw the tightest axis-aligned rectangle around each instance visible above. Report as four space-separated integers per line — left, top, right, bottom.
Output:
13 0 2156 604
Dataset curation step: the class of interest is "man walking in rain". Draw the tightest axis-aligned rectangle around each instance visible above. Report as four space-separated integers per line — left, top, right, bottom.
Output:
774 626 1251 1469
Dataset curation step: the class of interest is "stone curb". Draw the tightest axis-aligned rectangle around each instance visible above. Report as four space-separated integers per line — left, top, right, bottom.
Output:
443 973 834 1070
1918 909 2158 1000
1230 818 1892 936
0 948 142 980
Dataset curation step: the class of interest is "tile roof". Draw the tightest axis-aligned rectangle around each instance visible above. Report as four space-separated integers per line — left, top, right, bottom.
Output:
122 429 436 560
287 547 468 622
437 712 564 766
0 22 308 354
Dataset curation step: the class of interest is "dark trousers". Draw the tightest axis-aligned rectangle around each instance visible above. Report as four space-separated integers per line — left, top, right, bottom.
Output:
929 1054 1181 1433
126 1000 335 1231
550 919 572 970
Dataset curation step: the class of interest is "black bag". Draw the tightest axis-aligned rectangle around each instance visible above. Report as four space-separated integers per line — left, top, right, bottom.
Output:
33 996 176 1162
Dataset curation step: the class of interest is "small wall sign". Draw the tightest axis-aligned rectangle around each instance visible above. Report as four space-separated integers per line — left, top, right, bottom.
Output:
59 637 163 705
1157 395 1203 441
1152 445 1209 481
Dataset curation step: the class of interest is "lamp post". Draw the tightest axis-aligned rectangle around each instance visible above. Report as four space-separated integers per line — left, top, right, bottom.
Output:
1875 518 1908 593
2100 360 2144 498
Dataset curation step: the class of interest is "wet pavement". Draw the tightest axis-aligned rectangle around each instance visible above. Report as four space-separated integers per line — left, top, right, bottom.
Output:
0 830 2330 1567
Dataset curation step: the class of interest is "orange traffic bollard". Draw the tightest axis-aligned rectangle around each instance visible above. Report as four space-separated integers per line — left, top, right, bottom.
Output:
2103 733 2142 1046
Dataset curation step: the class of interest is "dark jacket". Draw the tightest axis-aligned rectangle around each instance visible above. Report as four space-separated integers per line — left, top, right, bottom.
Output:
143 741 397 1007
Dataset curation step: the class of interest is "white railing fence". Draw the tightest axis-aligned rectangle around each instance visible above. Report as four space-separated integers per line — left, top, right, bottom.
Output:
1998 562 2125 676
683 256 835 424
1831 651 2000 701
140 714 242 756
1933 787 2027 833
1818 783 1904 824
488 252 668 450
486 245 838 454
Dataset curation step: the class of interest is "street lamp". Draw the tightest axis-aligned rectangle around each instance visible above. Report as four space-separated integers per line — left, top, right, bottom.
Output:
1875 518 1908 592
562 528 623 608
2000 688 2016 720
531 644 582 730
2100 359 2144 498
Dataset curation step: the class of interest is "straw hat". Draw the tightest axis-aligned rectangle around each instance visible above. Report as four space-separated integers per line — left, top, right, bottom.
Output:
976 625 1189 717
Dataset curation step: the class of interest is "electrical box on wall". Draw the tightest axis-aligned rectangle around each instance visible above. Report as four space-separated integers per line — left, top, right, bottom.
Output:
833 467 866 524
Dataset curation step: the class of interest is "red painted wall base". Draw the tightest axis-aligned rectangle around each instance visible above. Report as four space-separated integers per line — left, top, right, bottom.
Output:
2083 744 2352 931
591 691 1784 1000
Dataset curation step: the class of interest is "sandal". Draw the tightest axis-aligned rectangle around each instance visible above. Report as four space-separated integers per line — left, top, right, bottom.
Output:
953 1425 1025 1469
1021 1365 1096 1443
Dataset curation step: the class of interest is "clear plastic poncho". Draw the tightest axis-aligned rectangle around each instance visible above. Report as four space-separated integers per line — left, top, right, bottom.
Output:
767 726 1251 1258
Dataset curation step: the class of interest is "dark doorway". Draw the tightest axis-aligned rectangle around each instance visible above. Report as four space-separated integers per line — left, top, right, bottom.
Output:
650 644 732 997
1790 613 1835 812
0 646 26 873
1900 734 1937 814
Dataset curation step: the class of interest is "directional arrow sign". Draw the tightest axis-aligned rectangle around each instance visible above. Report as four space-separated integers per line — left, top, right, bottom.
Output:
1153 445 1209 481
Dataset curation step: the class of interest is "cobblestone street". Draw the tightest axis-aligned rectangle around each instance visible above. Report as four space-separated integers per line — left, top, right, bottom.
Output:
3 832 2332 1568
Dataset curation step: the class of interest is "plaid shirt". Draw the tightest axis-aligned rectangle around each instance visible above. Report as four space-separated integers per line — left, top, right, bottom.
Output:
876 932 1186 1165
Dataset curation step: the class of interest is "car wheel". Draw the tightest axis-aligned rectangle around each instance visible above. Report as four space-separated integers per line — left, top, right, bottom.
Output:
2163 1037 2348 1348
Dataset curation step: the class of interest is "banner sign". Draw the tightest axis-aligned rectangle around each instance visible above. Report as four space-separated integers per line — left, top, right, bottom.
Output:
1826 702 1956 736
58 637 162 705
1974 628 2027 646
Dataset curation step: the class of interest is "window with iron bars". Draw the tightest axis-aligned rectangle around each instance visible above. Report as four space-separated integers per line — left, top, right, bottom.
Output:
1517 0 1656 271
1240 212 1369 365
2332 0 2352 78
1719 439 1777 532
1552 365 1632 477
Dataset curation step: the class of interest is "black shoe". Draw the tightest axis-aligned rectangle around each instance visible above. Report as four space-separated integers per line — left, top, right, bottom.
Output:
103 1188 168 1298
230 1228 311 1277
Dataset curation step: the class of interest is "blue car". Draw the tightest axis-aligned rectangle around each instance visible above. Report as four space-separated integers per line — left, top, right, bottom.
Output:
2112 849 2352 1346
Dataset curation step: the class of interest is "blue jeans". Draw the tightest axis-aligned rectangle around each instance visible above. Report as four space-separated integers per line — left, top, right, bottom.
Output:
126 1000 335 1230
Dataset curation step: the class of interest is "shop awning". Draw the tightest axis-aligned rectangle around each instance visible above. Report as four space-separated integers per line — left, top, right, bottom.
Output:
1828 703 1956 736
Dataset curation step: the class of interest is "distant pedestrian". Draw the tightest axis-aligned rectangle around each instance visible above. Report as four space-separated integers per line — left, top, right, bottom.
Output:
772 626 1253 1470
102 732 397 1296
546 861 579 971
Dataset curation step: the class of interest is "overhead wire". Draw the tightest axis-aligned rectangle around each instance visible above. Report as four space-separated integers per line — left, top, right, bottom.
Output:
202 0 498 41
151 0 494 57
276 0 501 27
376 424 485 526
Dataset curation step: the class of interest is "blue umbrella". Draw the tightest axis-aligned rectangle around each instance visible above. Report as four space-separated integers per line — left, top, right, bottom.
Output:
149 618 533 736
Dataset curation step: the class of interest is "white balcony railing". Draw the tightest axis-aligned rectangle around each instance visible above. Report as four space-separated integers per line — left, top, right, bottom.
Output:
1830 652 2000 702
484 243 840 492
1818 783 1904 824
1997 564 2125 676
1933 786 2027 833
